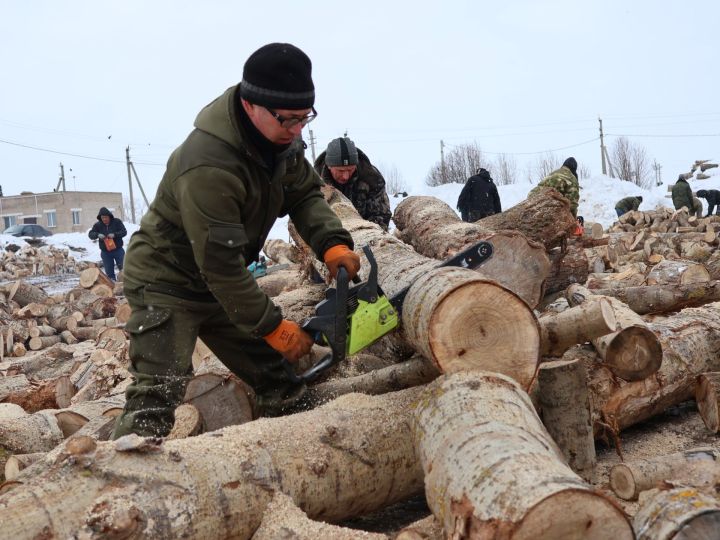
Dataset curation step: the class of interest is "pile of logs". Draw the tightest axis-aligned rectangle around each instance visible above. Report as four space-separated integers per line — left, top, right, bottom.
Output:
0 243 92 280
3 187 720 538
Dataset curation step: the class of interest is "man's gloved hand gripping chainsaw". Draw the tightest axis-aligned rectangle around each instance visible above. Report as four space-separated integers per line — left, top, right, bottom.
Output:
283 241 493 384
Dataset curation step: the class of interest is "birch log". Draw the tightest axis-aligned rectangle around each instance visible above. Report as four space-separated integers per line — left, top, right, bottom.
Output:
566 284 662 381
477 186 577 250
413 371 633 539
0 389 425 539
8 280 49 307
610 447 720 501
537 359 596 481
295 187 541 388
645 259 710 286
538 297 616 356
544 243 590 295
633 488 720 540
589 281 720 315
392 195 550 308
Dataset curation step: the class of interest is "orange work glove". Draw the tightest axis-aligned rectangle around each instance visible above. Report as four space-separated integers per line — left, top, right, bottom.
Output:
263 319 313 362
323 245 361 281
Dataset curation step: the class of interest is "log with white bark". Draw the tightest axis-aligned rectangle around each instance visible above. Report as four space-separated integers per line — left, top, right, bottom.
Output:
413 371 633 539
295 187 541 388
303 356 439 406
252 491 389 540
478 186 577 250
586 262 647 290
645 259 710 286
566 284 663 381
695 372 720 432
15 302 48 319
70 350 130 404
538 297 616 356
183 370 255 431
537 359 596 481
0 409 65 480
28 324 56 338
7 280 49 307
610 447 720 501
589 281 720 315
393 195 550 308
256 265 306 297
568 301 720 438
0 388 425 539
28 335 61 351
633 487 720 540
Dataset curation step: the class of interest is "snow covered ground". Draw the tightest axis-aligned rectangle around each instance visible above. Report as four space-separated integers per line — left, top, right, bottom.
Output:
2 167 718 258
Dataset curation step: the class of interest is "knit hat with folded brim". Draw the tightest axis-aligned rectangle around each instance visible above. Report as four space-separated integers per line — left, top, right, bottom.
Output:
240 43 315 110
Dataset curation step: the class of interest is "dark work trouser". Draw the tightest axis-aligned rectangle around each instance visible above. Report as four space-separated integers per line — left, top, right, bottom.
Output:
112 284 303 439
101 247 125 281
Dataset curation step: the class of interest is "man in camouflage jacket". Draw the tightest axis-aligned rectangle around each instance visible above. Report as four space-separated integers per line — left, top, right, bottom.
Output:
528 157 580 217
614 195 643 217
314 137 392 230
112 44 361 438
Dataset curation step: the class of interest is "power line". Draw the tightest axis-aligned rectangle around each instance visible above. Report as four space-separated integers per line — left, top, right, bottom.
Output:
0 137 165 165
445 137 600 156
607 132 720 139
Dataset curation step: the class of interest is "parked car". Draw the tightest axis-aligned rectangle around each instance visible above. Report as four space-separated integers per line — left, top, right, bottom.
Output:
2 224 53 237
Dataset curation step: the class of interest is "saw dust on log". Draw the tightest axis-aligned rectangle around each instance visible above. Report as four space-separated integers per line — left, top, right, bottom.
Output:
0 389 425 539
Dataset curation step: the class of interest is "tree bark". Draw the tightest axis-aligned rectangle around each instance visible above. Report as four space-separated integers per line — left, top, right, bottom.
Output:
256 266 306 297
393 195 550 308
589 281 720 315
263 238 301 264
28 335 62 351
538 297 616 356
633 487 720 540
477 186 577 250
610 447 720 501
586 263 647 290
413 371 633 539
0 373 73 412
0 388 425 539
537 359 596 481
8 280 49 307
695 372 720 432
645 259 710 286
544 243 590 295
566 284 662 381
4 452 45 482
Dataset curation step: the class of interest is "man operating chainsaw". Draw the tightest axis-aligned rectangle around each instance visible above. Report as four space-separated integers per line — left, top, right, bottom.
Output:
112 43 360 438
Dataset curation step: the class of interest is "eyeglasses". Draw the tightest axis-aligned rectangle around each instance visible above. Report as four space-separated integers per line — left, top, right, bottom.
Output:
264 106 317 129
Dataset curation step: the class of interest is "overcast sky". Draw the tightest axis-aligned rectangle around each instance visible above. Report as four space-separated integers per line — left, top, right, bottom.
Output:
1 0 718 213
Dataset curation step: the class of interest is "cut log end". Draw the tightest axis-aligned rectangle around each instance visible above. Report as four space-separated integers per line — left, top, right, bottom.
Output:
510 489 633 540
428 279 540 389
609 464 637 500
604 326 663 381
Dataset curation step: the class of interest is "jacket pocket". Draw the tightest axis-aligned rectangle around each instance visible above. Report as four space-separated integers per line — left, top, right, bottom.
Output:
205 224 249 273
125 308 172 335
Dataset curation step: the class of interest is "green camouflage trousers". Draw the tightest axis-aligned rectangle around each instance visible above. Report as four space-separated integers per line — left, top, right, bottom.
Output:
112 283 304 439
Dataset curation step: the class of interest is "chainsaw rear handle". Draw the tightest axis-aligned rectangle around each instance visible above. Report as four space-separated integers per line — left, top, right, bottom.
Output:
281 266 350 384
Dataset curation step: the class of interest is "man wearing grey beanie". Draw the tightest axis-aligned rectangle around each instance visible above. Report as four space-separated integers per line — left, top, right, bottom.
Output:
314 137 392 230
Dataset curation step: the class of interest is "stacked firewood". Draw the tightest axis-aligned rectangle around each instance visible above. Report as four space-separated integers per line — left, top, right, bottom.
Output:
3 187 720 538
0 244 93 281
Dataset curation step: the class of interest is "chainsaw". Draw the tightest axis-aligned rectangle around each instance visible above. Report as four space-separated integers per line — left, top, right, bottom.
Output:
283 241 493 384
248 256 290 278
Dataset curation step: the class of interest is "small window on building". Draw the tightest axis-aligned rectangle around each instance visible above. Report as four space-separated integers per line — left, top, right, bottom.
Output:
46 211 57 228
3 216 16 229
71 210 81 226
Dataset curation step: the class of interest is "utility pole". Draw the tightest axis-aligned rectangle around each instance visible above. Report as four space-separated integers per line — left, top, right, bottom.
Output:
598 117 607 176
56 162 66 192
125 147 136 223
308 129 317 162
440 140 447 184
652 160 663 186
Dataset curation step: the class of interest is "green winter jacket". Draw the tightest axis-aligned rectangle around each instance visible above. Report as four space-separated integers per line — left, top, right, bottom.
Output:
671 179 694 211
528 165 580 217
123 85 353 338
615 196 642 213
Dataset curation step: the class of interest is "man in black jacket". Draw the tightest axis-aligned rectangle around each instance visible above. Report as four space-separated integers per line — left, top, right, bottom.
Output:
88 207 127 281
457 168 502 222
696 189 720 216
